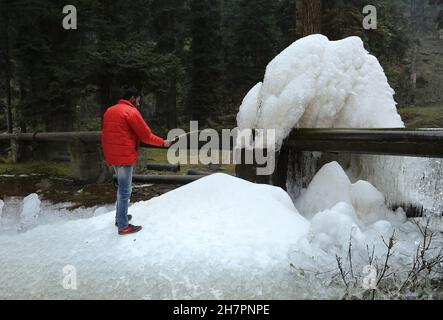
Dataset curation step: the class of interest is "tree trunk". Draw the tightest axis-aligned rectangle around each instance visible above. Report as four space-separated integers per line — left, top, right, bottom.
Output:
302 0 322 36
167 71 177 129
1 0 13 133
99 76 112 119
409 0 425 105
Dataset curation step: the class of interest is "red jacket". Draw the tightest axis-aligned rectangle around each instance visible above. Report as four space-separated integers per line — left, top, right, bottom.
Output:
101 99 164 166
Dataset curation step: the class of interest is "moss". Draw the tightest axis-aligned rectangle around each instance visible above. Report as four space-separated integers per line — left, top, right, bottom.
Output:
398 105 443 128
0 160 72 177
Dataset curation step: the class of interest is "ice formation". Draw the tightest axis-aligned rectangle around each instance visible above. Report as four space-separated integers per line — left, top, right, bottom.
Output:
237 34 404 148
0 199 4 223
1 172 441 299
237 34 443 216
295 162 395 224
0 197 115 236
0 174 311 299
18 193 41 232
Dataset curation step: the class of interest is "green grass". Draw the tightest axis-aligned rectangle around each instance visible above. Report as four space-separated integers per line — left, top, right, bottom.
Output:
398 105 443 128
0 158 72 177
139 148 236 175
0 148 236 179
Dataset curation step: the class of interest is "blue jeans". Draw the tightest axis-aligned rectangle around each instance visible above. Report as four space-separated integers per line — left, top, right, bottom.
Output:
113 165 134 230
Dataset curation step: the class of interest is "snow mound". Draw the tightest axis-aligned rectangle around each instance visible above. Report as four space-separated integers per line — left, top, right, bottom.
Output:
0 168 440 299
289 164 441 298
0 173 310 299
237 34 404 147
295 161 398 224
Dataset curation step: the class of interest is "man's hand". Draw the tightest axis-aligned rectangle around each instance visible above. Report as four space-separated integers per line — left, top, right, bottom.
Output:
163 140 172 148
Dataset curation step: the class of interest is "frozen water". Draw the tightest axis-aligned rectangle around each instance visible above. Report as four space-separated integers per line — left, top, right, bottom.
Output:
237 82 262 131
0 199 4 223
295 161 405 224
236 34 443 216
18 194 41 232
0 197 115 236
0 173 312 299
1 35 442 299
237 34 403 148
0 172 441 299
295 162 353 219
347 155 443 217
289 163 442 299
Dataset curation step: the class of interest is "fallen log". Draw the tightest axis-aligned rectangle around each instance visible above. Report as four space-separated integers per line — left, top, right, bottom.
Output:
145 163 180 172
186 169 210 176
114 174 208 185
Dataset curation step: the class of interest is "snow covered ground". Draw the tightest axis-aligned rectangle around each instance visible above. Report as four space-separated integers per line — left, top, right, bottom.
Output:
0 171 441 299
0 173 310 299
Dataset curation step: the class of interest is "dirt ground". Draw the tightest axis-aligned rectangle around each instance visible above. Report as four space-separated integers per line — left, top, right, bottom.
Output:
0 175 181 210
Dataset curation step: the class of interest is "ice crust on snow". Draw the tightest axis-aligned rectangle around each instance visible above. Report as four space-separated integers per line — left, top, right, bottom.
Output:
1 171 439 299
0 199 4 223
0 174 311 299
237 34 404 148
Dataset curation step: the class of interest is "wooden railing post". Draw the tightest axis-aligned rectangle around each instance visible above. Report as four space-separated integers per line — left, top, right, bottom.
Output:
10 127 21 163
68 138 112 184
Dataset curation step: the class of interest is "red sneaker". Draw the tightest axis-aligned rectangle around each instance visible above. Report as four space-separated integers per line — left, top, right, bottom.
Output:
118 224 142 235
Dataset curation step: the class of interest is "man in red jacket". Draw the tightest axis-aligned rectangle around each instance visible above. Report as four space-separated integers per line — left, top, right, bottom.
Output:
102 88 171 235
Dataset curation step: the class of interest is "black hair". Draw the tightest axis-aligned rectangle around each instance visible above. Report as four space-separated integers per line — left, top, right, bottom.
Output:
122 87 141 100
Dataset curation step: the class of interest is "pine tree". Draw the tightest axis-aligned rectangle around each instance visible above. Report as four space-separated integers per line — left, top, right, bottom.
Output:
0 0 13 133
186 0 223 125
223 0 281 111
301 0 322 36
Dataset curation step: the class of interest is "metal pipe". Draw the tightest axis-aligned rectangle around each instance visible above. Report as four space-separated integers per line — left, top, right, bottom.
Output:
286 128 443 158
116 174 208 184
0 131 102 142
186 169 210 176
145 163 180 172
2 128 443 158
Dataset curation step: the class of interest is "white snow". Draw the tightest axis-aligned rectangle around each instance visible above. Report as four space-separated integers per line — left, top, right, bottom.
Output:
1 35 442 300
0 171 440 299
236 34 443 216
0 173 312 299
347 154 443 216
295 161 398 224
18 193 41 232
295 162 353 219
0 197 115 235
237 34 404 148
0 199 4 223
